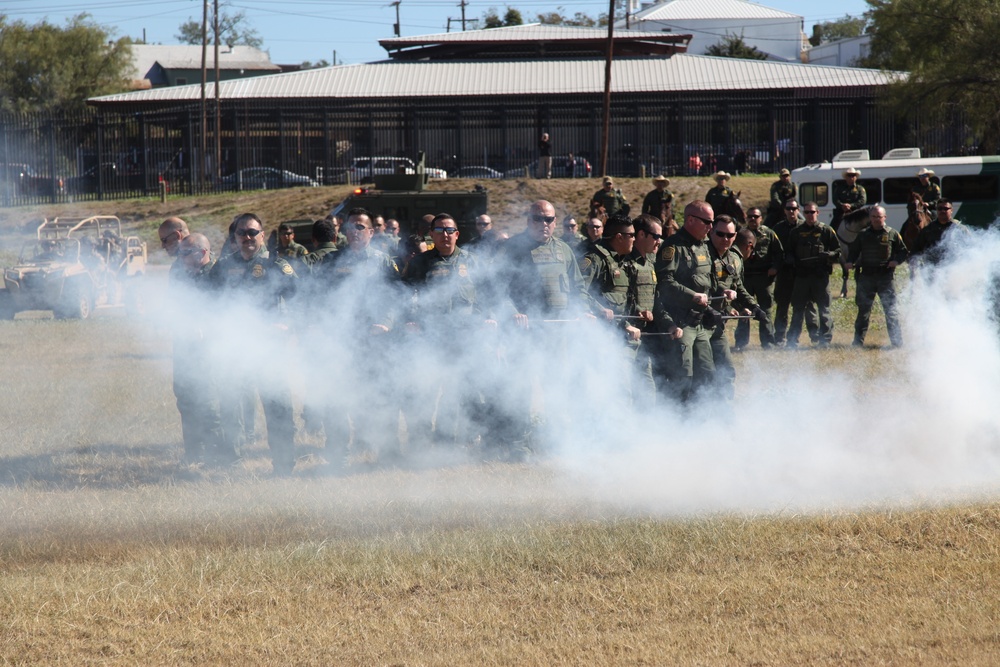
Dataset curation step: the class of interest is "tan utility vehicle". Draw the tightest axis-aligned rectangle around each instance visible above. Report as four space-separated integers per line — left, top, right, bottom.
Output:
0 216 147 319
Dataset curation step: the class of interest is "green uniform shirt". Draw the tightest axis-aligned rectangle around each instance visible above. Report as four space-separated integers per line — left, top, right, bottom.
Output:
743 224 783 276
710 244 757 313
592 187 627 217
847 225 908 268
316 245 400 330
768 180 797 212
912 182 941 209
581 241 632 320
654 227 716 326
705 185 734 215
402 246 487 328
496 232 596 318
641 188 673 218
208 246 297 312
785 222 841 273
832 182 867 212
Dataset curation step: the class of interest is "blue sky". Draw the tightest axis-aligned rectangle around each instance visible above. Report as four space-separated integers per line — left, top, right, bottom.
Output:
5 0 872 66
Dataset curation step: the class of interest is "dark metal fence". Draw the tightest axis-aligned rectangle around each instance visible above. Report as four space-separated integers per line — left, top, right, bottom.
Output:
0 92 978 207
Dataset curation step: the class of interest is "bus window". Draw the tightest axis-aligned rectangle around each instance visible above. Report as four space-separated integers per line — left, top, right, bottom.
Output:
833 178 881 204
883 177 933 204
799 182 828 206
943 174 999 202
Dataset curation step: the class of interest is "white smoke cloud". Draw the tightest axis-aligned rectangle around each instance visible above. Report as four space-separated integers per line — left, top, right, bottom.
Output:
140 218 1000 517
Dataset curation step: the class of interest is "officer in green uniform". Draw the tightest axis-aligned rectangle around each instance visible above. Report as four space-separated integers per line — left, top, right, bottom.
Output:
707 216 766 398
301 218 339 269
208 212 298 475
559 214 587 253
785 202 841 348
911 198 968 267
734 207 782 349
276 222 308 259
912 168 942 210
641 174 674 223
705 171 734 217
832 167 867 228
314 207 401 464
581 215 643 403
771 200 818 345
591 176 628 218
845 205 907 347
654 200 718 402
627 214 671 403
402 213 494 450
171 232 233 466
494 200 606 455
765 168 797 226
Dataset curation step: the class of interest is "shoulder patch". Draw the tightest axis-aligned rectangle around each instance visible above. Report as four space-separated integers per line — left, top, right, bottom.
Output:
281 263 293 275
660 245 675 262
580 256 593 272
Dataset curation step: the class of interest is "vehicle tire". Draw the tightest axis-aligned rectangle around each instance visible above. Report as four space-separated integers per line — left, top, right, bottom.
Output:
58 289 92 319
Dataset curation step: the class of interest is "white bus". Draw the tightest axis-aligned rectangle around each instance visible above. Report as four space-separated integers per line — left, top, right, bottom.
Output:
791 148 1000 230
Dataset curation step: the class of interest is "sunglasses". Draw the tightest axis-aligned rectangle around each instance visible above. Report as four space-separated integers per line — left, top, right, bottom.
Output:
747 214 762 220
691 214 714 226
804 210 819 215
279 230 294 235
563 223 577 229
714 231 737 239
645 231 663 241
179 247 204 256
620 231 636 238
476 222 492 227
433 226 459 234
159 231 177 245
235 228 261 238
785 207 799 211
351 223 371 231
531 214 556 224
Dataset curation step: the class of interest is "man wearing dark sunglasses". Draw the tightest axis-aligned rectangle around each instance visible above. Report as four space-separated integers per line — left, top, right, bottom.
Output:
771 199 817 346
708 215 766 398
734 206 781 350
158 216 190 280
171 232 232 468
312 207 401 463
630 214 677 403
209 212 298 475
654 200 718 402
784 202 841 348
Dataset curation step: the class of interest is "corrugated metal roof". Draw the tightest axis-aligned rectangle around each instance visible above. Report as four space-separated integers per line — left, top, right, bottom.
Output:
91 55 897 104
129 44 276 80
635 0 800 21
381 22 678 46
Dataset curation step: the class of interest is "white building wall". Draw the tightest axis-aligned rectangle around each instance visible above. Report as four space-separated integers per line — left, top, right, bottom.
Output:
628 17 804 61
806 35 871 67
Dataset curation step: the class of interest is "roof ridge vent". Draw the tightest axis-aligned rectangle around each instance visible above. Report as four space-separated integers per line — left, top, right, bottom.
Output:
881 147 922 160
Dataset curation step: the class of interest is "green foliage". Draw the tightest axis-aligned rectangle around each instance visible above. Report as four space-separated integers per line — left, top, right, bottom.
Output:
482 6 523 28
176 3 262 49
863 0 1000 151
705 34 768 60
0 14 133 115
537 7 598 27
300 60 331 70
809 14 868 46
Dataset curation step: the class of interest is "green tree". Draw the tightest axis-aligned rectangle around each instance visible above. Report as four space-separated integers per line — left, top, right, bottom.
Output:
705 34 768 60
809 14 868 46
300 59 330 70
537 7 597 27
862 0 1000 151
176 3 263 49
0 14 133 115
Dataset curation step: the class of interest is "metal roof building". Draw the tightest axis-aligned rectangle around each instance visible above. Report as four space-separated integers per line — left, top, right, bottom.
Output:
15 23 927 202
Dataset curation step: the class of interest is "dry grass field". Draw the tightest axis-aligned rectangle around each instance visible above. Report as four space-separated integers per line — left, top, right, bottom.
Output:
3 181 1000 665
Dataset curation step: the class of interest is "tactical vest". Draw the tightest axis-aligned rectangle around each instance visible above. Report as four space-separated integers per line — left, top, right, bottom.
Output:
859 228 892 266
628 254 657 316
420 251 477 315
589 244 630 312
531 241 572 312
792 227 824 262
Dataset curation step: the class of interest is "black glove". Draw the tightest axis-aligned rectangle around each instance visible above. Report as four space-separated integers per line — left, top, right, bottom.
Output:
702 307 723 328
753 306 768 322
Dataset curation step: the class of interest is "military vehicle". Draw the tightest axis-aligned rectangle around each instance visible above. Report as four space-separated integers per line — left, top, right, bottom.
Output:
328 152 488 241
0 215 147 319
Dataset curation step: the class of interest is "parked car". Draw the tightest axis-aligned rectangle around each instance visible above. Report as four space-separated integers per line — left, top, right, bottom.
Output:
218 167 319 191
349 157 447 181
0 163 64 198
454 166 502 179
504 155 592 179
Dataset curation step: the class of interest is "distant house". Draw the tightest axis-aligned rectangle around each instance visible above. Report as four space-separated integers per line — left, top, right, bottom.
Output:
619 0 806 62
806 35 872 68
128 44 281 89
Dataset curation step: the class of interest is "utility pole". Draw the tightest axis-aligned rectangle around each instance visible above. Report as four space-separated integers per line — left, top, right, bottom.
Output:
459 0 468 30
391 1 401 37
200 0 208 186
213 0 221 183
600 0 615 178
